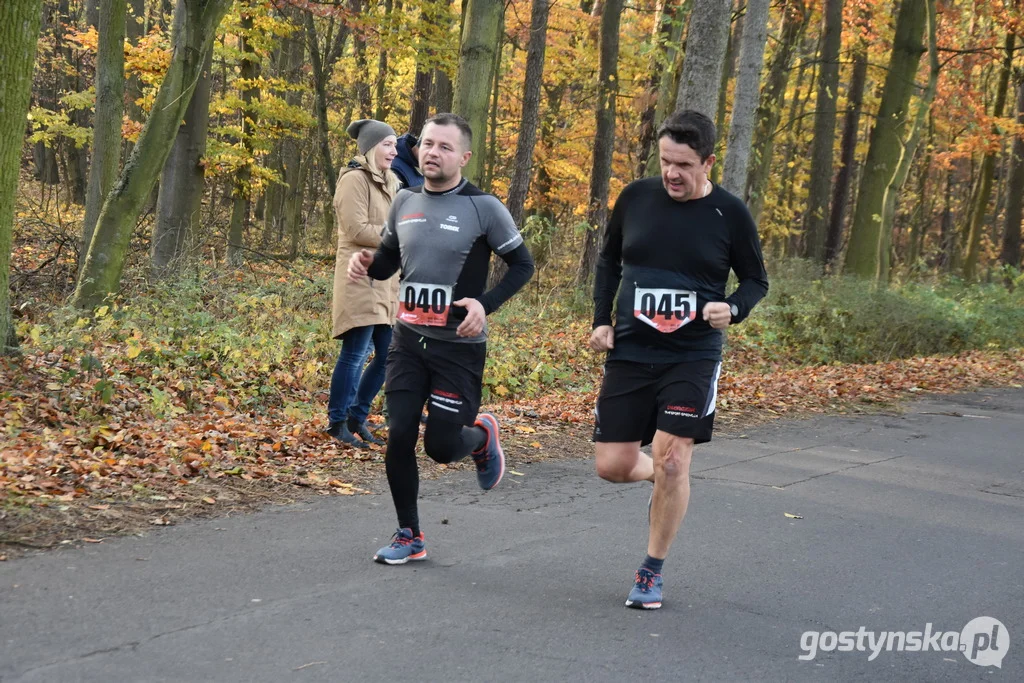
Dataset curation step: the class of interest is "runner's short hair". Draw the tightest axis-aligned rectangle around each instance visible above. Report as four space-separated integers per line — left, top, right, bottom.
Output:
422 113 473 151
657 110 716 161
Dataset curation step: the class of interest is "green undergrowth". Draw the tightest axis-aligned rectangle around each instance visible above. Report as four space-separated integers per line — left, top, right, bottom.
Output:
11 259 1024 419
735 262 1024 365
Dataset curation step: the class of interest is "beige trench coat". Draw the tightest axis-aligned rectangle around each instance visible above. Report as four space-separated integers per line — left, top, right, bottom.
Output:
331 158 399 339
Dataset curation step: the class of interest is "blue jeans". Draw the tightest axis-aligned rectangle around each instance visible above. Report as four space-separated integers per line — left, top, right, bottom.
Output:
328 324 393 426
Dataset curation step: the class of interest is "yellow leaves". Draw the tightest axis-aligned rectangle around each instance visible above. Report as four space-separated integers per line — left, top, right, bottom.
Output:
126 341 142 360
784 513 803 519
495 385 510 397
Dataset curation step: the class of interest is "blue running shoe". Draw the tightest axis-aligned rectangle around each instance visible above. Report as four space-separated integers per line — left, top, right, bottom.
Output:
373 528 426 565
471 413 505 490
625 567 664 609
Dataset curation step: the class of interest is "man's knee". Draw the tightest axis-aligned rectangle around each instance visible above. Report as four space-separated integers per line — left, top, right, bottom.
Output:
423 420 462 464
595 444 639 482
653 435 693 479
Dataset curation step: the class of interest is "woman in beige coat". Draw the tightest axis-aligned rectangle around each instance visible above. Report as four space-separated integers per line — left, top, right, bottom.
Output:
328 119 400 447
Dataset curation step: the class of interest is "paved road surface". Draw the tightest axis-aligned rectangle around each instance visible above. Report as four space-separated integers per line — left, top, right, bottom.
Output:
2 389 1022 682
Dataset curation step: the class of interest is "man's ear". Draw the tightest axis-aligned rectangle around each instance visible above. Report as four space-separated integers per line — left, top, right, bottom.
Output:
460 150 472 168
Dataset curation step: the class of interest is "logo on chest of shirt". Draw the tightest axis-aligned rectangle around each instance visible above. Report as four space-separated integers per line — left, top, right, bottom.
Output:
399 212 427 226
438 214 460 232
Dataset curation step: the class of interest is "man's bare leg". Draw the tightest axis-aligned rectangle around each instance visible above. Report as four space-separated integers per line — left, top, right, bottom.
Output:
647 430 694 558
595 441 656 483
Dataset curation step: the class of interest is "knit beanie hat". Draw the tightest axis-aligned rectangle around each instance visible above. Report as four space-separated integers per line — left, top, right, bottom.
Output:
346 119 396 155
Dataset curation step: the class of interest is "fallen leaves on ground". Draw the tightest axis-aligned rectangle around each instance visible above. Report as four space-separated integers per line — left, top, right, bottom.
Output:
2 348 1021 550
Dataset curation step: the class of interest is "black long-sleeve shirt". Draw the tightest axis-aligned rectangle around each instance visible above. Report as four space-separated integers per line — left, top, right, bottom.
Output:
593 178 768 363
367 179 535 343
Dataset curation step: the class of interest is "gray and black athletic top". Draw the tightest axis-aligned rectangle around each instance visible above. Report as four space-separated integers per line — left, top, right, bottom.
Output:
367 179 535 343
593 177 768 363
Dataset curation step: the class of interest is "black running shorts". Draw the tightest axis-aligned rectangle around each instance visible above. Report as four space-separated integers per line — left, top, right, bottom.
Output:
593 359 721 445
385 322 486 425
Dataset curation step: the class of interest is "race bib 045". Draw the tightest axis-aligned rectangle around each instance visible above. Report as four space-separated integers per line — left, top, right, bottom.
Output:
398 282 453 326
633 287 697 333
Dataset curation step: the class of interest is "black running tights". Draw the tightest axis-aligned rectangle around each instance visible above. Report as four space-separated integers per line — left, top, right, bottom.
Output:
385 390 486 533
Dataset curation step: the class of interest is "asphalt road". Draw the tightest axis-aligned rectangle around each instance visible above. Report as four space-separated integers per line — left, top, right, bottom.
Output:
2 389 1022 682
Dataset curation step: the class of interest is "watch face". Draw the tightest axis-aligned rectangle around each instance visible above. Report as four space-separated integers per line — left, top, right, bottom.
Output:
730 304 739 317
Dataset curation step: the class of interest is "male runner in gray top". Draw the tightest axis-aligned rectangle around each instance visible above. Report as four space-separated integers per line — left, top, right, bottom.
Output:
348 113 534 565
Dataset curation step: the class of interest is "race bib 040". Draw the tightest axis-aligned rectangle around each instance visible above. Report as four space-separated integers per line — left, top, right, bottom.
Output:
398 282 453 326
633 287 697 333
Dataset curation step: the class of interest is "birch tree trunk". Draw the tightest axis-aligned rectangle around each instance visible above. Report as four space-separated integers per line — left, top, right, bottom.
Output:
720 0 769 196
675 0 731 121
0 0 44 352
73 0 232 309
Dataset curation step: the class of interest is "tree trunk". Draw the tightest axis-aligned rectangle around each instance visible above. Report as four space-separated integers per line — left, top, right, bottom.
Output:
59 0 89 206
801 0 842 264
82 0 126 271
576 0 623 284
286 151 312 259
713 0 741 180
1000 73 1024 270
644 1 691 177
151 48 212 277
0 0 44 352
720 0 769 196
354 26 371 118
263 11 305 250
534 82 566 221
411 70 433 134
824 46 867 268
410 2 435 133
875 0 937 280
73 0 231 309
304 6 356 202
483 37 504 192
454 0 504 184
962 32 1015 280
374 0 397 122
745 0 808 219
636 0 688 179
675 0 731 121
227 6 260 267
34 3 61 187
843 0 927 281
505 0 549 227
489 0 549 288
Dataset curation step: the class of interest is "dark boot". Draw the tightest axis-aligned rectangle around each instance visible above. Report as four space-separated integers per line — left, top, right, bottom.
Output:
348 418 385 446
327 421 370 449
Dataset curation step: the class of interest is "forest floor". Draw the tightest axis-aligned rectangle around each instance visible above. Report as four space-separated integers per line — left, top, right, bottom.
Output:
2 347 1022 559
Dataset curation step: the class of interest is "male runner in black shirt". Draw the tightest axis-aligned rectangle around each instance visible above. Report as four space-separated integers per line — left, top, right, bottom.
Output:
590 110 768 608
349 113 535 564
